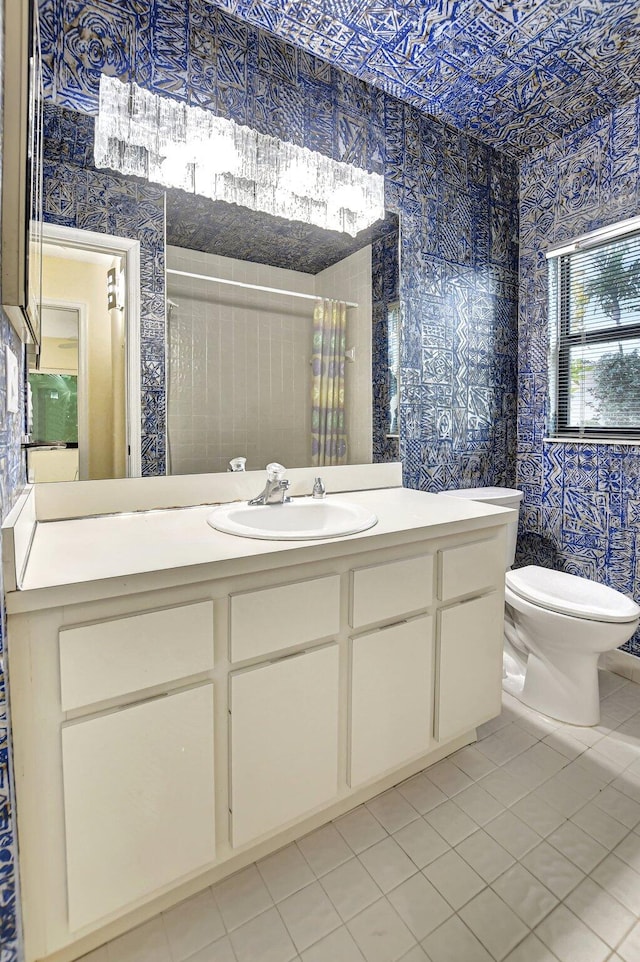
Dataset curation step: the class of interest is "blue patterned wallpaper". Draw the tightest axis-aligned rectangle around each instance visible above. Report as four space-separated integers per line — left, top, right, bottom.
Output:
198 0 640 159
39 0 520 493
372 223 399 463
517 93 640 655
42 105 167 476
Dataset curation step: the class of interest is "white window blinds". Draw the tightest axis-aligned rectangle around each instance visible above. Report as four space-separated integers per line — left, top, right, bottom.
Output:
548 228 640 437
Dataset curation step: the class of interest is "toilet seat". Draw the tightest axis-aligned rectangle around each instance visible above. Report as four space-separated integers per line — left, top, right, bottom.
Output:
506 565 640 624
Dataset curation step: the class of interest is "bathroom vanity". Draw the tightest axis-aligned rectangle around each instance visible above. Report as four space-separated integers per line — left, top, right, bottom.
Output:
2 464 513 962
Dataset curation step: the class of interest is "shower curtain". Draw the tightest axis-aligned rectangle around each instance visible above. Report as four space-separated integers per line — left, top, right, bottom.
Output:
311 298 348 466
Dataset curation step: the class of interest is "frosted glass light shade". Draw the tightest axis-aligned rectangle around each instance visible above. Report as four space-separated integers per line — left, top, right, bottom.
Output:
95 75 385 237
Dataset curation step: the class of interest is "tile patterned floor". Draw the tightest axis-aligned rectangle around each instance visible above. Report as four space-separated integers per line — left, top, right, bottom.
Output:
80 671 640 962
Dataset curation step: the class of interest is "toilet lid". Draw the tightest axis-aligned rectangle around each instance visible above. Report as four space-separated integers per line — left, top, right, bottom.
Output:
506 566 640 624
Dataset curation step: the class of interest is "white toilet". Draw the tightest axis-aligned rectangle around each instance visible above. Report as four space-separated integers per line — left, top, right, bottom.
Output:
442 487 640 726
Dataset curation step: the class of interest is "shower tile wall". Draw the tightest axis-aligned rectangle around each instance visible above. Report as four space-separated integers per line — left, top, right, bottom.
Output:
167 247 314 473
40 0 520 491
167 245 372 472
517 93 640 655
315 246 373 466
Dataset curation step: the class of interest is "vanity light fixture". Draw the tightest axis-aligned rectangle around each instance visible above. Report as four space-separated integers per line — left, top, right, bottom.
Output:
94 75 385 237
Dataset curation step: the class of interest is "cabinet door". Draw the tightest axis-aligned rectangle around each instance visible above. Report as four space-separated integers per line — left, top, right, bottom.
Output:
230 645 339 847
436 592 503 742
349 616 434 787
62 684 215 931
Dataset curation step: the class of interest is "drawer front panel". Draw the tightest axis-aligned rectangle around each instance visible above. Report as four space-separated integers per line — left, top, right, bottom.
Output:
439 536 503 602
230 644 339 847
349 616 434 787
60 601 214 711
436 592 503 742
350 555 433 628
230 575 340 662
62 683 215 931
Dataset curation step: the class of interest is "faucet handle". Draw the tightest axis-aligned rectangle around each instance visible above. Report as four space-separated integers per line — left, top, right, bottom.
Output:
266 462 286 480
312 477 326 499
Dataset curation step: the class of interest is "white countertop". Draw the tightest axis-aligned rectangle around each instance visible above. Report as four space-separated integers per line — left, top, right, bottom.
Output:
8 488 514 613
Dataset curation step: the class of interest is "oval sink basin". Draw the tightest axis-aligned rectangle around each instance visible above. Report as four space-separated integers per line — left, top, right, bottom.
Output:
207 497 378 540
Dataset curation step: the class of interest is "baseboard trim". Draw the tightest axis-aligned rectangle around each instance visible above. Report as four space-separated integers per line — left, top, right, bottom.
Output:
600 647 640 684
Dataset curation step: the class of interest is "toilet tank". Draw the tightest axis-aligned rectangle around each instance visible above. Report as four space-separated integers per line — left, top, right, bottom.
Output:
439 486 523 569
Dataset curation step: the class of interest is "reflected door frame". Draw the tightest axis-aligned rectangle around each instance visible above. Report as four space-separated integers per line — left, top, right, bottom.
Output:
41 223 142 477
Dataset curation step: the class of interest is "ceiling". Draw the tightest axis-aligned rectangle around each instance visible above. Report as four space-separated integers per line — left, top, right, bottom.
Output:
207 0 640 157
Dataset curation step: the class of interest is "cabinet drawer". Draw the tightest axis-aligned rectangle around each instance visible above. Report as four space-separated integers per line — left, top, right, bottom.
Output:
59 601 214 711
435 592 503 742
439 536 503 602
230 575 340 662
62 683 215 931
350 555 433 628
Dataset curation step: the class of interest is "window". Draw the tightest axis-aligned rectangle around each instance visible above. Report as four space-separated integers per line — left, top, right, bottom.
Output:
29 373 78 444
548 219 640 438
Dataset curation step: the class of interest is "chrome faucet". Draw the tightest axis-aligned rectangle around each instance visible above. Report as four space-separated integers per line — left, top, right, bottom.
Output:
248 462 291 506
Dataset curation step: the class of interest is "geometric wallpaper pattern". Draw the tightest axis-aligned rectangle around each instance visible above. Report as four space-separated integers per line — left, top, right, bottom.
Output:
205 0 640 160
517 91 640 655
41 0 640 159
39 0 521 495
371 221 400 464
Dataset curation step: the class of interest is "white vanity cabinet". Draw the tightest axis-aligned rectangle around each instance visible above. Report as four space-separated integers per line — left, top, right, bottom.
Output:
5 494 510 962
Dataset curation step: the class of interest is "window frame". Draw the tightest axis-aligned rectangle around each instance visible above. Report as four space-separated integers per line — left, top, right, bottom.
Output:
548 216 640 440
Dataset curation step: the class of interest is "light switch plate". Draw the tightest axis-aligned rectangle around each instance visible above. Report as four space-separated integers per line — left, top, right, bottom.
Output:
6 346 19 414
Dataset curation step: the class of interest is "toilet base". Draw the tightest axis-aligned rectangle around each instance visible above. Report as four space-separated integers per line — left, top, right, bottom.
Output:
503 602 604 727
503 647 601 727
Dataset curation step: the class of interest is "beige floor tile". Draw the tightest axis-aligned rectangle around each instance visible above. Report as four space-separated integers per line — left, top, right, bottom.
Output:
320 858 381 921
347 898 416 962
334 806 388 854
421 915 493 962
423 849 486 910
358 837 418 893
491 863 558 928
392 817 450 868
162 889 225 962
459 888 529 961
534 905 609 962
258 845 316 903
564 877 635 948
387 873 452 941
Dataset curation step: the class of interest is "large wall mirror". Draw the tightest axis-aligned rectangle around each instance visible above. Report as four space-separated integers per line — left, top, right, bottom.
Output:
33 9 402 482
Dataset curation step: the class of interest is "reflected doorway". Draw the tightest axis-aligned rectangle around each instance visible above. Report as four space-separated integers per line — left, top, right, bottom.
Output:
31 224 142 481
28 302 85 481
